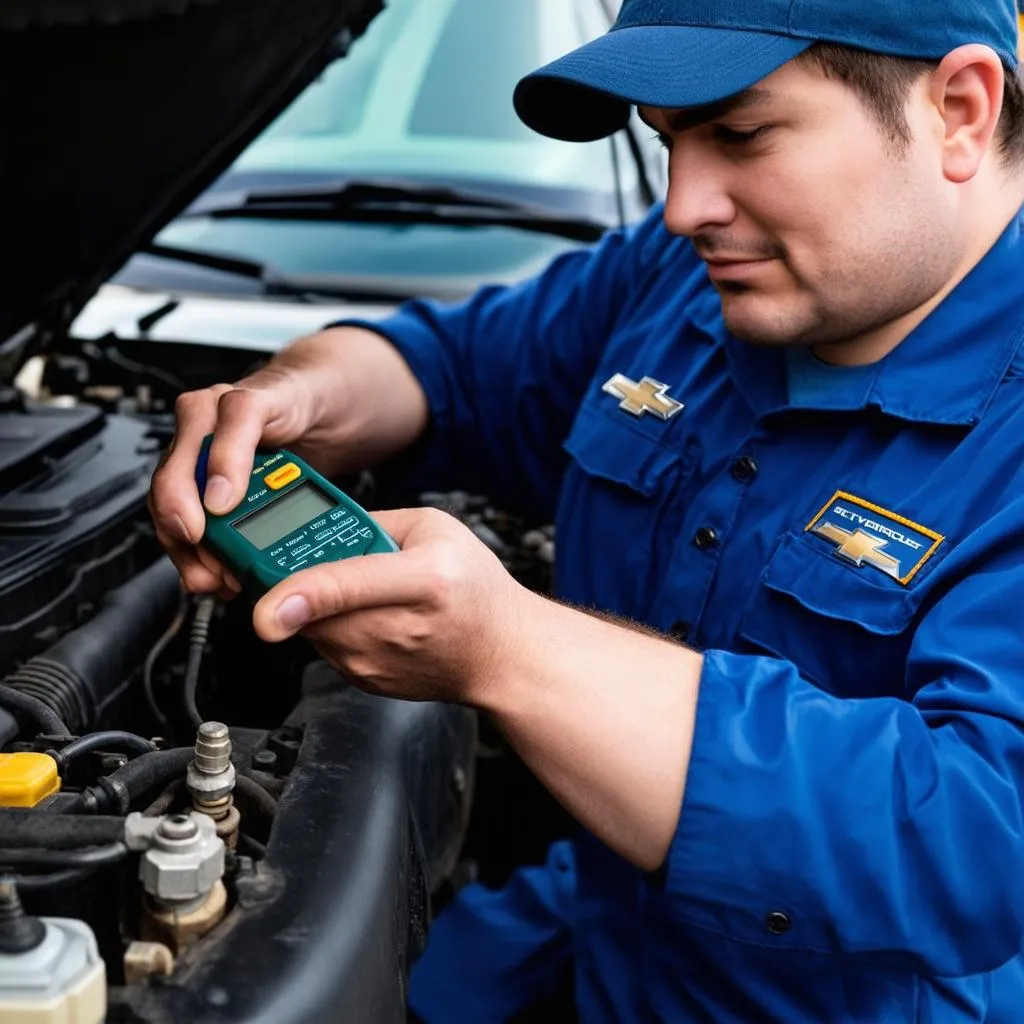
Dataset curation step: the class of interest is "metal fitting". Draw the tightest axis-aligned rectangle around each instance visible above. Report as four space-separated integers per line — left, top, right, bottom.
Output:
188 721 239 847
193 721 231 773
187 721 236 801
125 812 225 909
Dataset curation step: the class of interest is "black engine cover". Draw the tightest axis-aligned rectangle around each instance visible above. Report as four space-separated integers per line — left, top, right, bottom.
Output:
0 402 158 674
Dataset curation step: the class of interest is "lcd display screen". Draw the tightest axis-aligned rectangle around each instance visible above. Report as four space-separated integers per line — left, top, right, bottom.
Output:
232 482 336 550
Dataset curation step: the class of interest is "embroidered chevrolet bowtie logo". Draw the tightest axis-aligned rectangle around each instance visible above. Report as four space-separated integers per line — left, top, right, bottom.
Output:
602 374 683 421
811 522 902 579
805 490 944 585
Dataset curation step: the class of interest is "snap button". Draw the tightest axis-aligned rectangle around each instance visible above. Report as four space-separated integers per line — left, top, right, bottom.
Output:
765 911 792 936
731 455 759 482
693 527 719 550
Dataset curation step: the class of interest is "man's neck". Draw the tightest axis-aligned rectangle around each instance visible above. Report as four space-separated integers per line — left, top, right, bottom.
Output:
814 182 1024 368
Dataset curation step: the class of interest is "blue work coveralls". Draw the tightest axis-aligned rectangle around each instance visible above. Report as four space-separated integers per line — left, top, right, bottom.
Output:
343 205 1024 1023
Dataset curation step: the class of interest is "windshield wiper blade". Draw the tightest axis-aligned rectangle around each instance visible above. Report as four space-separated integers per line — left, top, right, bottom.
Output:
183 179 609 243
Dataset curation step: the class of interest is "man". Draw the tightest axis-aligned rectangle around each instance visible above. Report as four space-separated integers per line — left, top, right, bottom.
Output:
151 1 1024 1020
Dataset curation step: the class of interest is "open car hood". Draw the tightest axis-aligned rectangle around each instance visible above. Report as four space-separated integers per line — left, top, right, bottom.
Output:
0 0 381 374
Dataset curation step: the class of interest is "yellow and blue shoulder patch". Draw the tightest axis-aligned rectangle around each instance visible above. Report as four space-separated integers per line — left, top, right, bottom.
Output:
805 491 944 586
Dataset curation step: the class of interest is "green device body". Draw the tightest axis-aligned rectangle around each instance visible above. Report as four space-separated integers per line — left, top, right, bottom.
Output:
196 435 398 595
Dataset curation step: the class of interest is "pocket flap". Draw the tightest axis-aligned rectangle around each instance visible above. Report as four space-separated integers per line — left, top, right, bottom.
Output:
756 532 919 636
562 404 683 497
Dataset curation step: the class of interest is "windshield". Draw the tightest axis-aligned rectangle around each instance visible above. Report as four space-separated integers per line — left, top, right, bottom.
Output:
118 0 644 302
223 0 618 196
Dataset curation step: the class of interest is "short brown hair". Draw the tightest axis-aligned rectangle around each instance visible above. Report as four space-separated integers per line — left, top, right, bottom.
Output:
799 43 1024 166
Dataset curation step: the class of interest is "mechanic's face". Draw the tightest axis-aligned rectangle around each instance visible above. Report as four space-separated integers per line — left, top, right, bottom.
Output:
641 58 963 354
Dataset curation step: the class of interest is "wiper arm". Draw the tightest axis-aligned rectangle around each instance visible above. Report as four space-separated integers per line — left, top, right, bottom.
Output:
183 179 609 244
139 242 312 297
134 242 418 304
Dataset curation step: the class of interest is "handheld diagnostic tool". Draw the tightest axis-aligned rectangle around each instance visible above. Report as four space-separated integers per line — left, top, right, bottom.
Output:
195 435 398 595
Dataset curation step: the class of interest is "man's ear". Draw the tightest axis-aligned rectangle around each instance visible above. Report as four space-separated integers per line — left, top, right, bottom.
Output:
930 44 1005 183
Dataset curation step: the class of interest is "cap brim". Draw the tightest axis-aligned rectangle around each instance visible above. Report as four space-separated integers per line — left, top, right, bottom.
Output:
514 25 812 143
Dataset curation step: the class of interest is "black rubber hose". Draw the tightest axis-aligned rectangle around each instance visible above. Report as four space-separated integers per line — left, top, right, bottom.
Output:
2 558 182 733
0 843 126 870
12 867 96 892
50 731 156 772
0 811 125 849
0 685 69 737
234 773 278 823
77 747 194 815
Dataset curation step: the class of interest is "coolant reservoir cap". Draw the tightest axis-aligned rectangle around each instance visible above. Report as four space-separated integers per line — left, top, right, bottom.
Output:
0 917 106 1024
0 753 60 808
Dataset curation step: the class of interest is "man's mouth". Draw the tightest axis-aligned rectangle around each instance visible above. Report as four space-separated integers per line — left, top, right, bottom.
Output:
702 256 778 283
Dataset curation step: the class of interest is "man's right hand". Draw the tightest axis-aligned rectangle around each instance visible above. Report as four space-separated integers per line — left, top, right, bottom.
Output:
148 326 430 594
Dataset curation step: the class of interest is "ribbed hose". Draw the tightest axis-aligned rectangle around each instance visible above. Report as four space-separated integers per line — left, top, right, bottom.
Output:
2 558 181 735
1 661 88 734
0 685 69 737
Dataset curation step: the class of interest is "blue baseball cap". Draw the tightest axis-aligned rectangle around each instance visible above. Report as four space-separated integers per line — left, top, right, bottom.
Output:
514 0 1021 143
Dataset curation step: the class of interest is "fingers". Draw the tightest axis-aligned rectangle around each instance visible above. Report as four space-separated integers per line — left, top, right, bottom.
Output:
149 378 301 594
150 385 231 547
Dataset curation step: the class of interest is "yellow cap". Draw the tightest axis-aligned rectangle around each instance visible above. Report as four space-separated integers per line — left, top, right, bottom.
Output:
0 752 60 807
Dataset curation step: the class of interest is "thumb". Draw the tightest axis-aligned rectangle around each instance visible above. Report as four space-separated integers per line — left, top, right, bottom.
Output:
252 546 431 641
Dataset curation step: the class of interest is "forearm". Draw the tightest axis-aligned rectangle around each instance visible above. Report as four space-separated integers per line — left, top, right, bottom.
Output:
483 593 702 872
265 325 430 475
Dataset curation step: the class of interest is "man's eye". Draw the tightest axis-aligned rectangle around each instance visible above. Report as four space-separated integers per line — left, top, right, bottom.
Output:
713 125 772 145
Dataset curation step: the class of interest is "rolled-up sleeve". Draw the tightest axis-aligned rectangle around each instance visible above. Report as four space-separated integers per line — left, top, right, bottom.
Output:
659 517 1024 978
328 206 674 516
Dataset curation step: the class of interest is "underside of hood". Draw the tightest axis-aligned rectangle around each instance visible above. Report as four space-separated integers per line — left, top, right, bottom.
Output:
0 0 382 367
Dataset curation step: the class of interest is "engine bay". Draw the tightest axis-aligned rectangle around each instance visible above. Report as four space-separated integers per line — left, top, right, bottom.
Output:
0 347 558 1022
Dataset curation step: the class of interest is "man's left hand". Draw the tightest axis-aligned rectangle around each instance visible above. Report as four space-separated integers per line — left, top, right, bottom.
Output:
252 507 527 706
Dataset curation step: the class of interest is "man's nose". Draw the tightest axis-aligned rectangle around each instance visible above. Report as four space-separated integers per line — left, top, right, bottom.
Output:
661 142 736 238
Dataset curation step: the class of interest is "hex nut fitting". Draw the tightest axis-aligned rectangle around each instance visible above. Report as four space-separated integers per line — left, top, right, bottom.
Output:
125 812 225 906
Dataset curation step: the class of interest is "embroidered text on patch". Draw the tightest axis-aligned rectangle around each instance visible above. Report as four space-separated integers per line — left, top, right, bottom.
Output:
806 491 944 585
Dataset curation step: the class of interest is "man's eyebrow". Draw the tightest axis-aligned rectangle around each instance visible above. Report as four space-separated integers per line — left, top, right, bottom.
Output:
640 87 778 135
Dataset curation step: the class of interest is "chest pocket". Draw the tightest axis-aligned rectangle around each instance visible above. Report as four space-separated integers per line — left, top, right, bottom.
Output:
558 403 697 618
739 532 921 699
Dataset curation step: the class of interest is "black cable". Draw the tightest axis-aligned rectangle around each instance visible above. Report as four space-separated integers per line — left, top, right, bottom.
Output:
0 842 126 871
0 685 69 737
143 589 188 739
50 731 156 772
83 339 187 394
184 597 216 728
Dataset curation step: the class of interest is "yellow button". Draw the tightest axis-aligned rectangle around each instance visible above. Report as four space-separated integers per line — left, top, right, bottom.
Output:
265 462 301 490
0 752 60 807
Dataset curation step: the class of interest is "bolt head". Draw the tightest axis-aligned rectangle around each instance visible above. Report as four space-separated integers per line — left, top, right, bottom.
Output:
198 721 229 741
158 814 198 841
